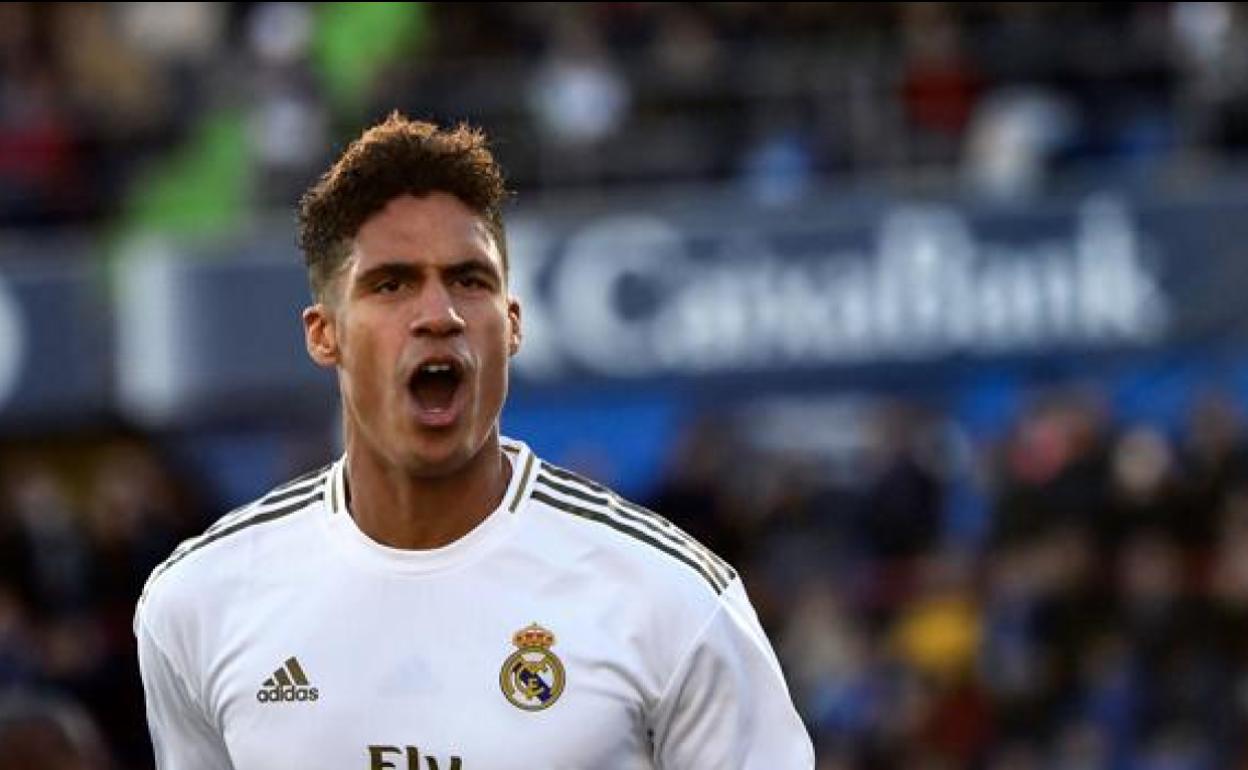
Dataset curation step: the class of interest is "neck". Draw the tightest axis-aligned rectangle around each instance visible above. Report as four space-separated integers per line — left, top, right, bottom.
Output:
344 431 511 550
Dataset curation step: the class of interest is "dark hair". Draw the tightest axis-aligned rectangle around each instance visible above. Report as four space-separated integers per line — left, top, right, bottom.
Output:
297 112 509 301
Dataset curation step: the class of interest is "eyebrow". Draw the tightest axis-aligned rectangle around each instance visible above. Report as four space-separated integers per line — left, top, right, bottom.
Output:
443 259 501 283
354 258 501 286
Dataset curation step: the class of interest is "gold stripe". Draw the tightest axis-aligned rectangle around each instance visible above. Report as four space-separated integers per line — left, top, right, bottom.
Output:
330 462 343 515
508 450 536 514
140 495 318 604
538 464 736 584
532 489 725 593
535 474 728 592
150 469 330 577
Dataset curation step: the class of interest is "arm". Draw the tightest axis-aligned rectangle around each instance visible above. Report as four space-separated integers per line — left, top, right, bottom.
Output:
649 579 815 769
136 612 234 770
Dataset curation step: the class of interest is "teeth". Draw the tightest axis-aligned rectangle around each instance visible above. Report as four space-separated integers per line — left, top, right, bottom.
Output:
421 364 452 374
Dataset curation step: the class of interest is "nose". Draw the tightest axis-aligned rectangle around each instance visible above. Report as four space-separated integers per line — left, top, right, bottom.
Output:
408 280 466 337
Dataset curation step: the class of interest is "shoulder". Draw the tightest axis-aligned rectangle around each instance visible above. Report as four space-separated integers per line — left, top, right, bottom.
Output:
524 459 737 599
137 462 333 621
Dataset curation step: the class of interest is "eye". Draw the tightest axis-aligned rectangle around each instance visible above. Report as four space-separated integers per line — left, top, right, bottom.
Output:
455 275 490 290
375 277 401 294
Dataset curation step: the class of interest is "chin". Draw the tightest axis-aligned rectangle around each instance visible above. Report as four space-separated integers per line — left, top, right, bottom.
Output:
399 432 480 477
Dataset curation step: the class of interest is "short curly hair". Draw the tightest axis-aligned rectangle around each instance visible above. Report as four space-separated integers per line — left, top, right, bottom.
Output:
297 113 510 302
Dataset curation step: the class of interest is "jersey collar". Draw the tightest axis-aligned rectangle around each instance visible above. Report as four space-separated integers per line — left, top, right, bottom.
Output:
323 436 538 519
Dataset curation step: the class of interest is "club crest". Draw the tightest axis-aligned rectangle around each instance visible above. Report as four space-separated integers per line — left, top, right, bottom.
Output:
499 623 565 711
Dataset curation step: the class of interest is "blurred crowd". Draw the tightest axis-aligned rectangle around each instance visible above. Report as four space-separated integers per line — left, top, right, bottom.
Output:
3 2 1248 229
2 387 1248 768
0 438 209 768
645 390 1248 769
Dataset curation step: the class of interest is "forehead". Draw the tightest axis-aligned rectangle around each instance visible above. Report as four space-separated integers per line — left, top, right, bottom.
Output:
349 192 501 272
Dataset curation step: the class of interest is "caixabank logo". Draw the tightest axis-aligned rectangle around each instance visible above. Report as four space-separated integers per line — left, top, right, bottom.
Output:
256 657 319 703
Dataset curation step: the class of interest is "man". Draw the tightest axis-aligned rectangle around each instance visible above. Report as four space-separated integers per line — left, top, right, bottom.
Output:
135 114 814 769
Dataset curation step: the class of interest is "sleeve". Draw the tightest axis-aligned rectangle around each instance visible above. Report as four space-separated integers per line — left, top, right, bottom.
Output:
135 609 235 770
649 579 815 770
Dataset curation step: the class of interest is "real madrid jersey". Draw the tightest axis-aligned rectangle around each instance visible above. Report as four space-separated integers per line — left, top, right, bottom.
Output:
135 437 814 770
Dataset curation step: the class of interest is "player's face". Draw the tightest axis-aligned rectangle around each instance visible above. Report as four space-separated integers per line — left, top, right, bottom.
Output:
303 193 521 477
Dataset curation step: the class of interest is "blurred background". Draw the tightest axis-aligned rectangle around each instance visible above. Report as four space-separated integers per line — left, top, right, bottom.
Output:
2 2 1248 768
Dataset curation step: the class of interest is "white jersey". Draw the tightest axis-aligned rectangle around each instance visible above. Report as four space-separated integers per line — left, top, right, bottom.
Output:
135 437 814 770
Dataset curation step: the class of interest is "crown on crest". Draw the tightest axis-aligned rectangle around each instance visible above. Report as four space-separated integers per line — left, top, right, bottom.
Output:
513 623 556 649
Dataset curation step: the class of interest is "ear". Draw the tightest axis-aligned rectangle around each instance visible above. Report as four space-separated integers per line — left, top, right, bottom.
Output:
303 304 340 368
507 295 522 357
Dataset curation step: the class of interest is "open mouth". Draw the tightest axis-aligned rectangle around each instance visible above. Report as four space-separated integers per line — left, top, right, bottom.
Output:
407 360 464 418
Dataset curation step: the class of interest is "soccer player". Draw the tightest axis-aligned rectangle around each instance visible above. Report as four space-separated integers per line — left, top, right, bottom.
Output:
134 114 815 769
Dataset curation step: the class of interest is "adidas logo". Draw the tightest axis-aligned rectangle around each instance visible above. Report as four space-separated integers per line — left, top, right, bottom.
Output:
256 657 319 703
